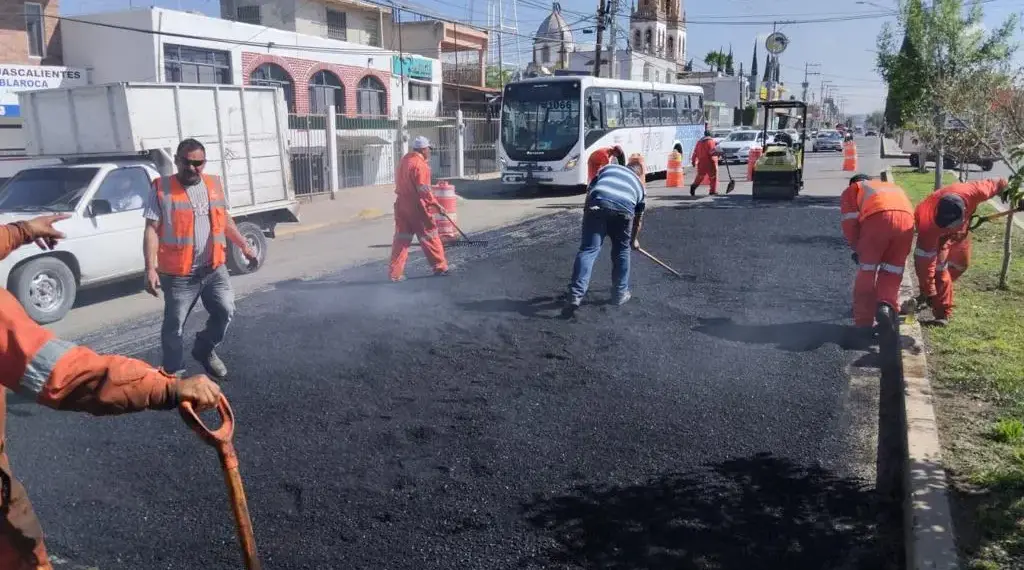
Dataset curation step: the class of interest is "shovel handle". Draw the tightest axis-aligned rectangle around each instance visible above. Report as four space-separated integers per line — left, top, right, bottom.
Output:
970 208 1015 230
179 394 235 448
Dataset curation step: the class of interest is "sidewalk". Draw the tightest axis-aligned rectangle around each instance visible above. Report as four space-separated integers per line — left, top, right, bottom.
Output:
276 172 503 237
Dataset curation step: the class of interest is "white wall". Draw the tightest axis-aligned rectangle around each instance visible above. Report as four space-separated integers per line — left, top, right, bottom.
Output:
390 58 442 116
61 10 160 84
64 7 412 85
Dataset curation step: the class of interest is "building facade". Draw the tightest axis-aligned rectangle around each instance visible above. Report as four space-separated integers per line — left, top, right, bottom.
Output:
0 0 89 156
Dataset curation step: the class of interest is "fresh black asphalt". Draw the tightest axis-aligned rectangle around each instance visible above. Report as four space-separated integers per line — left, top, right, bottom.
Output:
7 195 894 569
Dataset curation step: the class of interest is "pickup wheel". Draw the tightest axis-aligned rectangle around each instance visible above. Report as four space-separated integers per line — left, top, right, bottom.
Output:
909 154 920 168
227 221 267 275
980 160 995 172
10 256 77 324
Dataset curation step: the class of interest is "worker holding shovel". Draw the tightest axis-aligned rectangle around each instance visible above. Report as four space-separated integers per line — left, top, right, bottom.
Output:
913 178 1011 326
565 154 647 310
0 214 222 570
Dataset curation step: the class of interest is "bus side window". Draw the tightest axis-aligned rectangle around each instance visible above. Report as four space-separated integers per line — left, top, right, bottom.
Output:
691 95 705 124
622 91 643 127
641 92 659 126
604 91 623 128
659 92 676 125
675 93 691 124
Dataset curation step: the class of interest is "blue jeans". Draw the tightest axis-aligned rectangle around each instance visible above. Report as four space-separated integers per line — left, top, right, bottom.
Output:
570 205 633 301
159 264 235 374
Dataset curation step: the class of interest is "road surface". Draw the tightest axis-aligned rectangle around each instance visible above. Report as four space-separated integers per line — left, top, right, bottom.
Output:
12 140 899 569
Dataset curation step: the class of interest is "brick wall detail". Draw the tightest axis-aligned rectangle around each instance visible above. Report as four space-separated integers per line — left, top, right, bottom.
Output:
0 0 62 65
241 51 391 115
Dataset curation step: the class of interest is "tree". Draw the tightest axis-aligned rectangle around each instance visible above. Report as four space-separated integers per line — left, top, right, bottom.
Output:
866 110 886 129
485 66 512 89
876 0 1018 186
703 50 728 73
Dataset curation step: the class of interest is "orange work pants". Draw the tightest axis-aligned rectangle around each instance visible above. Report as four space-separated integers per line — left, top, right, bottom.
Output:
389 202 448 280
692 165 719 194
0 397 52 570
853 210 915 327
932 236 972 319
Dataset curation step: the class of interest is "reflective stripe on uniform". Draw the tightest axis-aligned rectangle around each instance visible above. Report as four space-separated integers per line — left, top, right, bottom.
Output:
914 248 937 258
935 262 948 272
841 212 859 221
422 230 440 239
880 263 904 274
859 263 879 271
20 338 75 395
948 262 966 271
417 184 433 195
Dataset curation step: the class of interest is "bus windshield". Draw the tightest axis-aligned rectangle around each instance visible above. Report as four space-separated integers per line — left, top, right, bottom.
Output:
500 81 582 161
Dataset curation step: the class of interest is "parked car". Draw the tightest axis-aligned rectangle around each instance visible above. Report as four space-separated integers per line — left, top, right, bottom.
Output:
718 130 765 164
811 130 844 152
865 129 878 137
711 128 733 145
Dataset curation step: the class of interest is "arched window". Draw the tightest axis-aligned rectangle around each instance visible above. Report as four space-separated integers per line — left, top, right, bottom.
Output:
633 30 641 50
667 36 674 58
250 63 295 113
309 70 344 114
356 75 387 116
542 45 551 63
644 29 652 52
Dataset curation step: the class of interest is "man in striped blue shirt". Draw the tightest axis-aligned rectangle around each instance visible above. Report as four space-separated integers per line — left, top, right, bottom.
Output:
566 154 647 309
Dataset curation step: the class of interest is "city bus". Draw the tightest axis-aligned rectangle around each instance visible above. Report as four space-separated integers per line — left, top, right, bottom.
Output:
498 75 706 189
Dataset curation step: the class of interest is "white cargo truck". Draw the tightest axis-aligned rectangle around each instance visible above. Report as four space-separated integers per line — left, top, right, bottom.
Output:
0 82 299 324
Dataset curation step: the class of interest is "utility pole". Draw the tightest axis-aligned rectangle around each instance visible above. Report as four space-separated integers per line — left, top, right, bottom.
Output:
802 62 820 127
607 0 619 79
497 0 504 80
593 0 607 77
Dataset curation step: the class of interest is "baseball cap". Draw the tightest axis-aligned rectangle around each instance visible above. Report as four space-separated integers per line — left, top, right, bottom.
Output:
412 136 431 150
936 194 966 228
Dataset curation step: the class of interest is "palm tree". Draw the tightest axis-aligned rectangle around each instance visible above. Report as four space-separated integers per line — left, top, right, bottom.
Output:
703 50 728 72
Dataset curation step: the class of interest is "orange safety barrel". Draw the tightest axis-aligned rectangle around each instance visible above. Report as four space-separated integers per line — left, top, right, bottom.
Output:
666 151 684 188
432 180 458 242
842 141 858 171
747 147 763 180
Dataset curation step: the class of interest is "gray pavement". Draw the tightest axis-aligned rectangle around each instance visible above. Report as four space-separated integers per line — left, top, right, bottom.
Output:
12 140 899 569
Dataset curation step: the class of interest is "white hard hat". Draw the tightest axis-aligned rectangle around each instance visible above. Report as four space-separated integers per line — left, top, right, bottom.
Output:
411 136 431 150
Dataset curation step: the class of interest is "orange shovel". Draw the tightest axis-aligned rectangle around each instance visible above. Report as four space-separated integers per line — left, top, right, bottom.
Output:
180 395 261 570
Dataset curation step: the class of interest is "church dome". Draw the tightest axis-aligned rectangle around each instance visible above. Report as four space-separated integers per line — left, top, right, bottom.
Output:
536 2 574 43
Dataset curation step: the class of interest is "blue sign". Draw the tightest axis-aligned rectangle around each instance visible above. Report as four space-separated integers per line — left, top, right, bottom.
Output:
391 56 433 81
0 105 20 118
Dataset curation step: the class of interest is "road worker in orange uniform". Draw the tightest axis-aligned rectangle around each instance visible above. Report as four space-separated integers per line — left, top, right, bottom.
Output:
389 136 449 282
0 214 222 570
913 178 1010 326
840 174 915 339
587 146 625 182
689 130 720 196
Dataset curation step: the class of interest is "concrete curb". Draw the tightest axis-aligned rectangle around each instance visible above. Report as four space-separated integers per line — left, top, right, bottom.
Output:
889 163 962 570
275 208 389 237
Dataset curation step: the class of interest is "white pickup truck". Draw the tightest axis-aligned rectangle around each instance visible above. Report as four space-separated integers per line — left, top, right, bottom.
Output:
0 82 300 324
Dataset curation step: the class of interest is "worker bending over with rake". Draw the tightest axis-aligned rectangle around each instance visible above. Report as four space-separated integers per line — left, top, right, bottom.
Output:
566 154 646 310
0 214 222 570
389 136 450 282
913 177 1010 326
840 174 915 342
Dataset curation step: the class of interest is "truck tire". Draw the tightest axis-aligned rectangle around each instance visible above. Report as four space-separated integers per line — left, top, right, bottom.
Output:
909 154 920 168
227 221 267 275
9 256 77 324
980 160 995 172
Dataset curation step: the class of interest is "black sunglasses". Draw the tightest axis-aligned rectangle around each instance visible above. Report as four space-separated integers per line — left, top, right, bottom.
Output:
178 157 206 168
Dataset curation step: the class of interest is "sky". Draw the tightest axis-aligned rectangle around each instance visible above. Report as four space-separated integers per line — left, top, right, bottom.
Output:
62 0 1024 115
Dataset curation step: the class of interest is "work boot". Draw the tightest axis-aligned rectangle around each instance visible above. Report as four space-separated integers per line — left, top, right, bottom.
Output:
709 190 719 196
689 184 697 197
390 275 407 283
614 290 632 306
434 267 450 276
192 342 228 380
875 302 898 336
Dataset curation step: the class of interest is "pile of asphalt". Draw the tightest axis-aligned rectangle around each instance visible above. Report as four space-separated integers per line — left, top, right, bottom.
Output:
8 196 893 569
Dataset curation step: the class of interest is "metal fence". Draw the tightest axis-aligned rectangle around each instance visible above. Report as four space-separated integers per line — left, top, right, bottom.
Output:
286 107 499 198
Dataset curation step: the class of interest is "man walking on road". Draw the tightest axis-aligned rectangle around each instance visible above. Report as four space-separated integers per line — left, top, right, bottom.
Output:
840 174 915 340
913 177 1010 326
689 130 720 196
0 213 221 570
389 136 449 282
143 138 258 379
566 154 647 310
